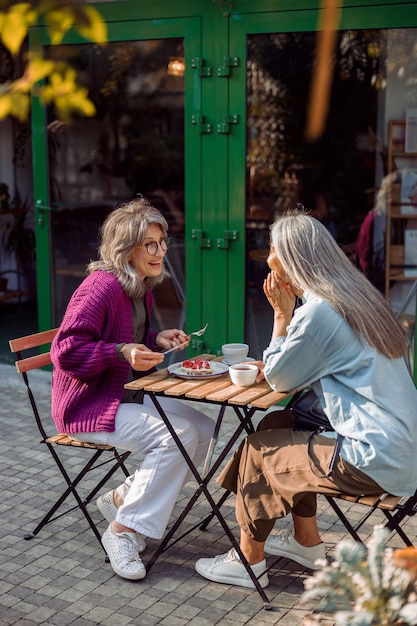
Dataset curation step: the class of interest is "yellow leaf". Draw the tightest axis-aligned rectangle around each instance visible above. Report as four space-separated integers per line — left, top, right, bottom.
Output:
41 67 78 104
41 80 95 122
0 3 39 54
0 90 30 121
11 57 55 93
69 89 96 116
0 94 12 120
2 10 29 54
74 5 107 44
9 91 30 121
44 7 74 45
26 9 39 28
9 3 32 14
27 58 55 84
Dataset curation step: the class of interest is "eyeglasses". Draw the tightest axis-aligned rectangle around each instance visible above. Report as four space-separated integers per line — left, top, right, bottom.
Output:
141 237 171 256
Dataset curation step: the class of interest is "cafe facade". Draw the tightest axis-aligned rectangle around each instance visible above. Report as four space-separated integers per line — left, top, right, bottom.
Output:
24 0 417 358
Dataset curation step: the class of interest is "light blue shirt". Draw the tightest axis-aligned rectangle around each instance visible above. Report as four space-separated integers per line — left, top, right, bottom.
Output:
263 290 417 496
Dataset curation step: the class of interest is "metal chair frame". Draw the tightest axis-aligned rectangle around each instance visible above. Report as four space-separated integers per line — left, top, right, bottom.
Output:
9 328 131 552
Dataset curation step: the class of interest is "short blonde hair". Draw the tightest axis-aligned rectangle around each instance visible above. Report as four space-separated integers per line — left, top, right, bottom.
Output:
88 197 168 298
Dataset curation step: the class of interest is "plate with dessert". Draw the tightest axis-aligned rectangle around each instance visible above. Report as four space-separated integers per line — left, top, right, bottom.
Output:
167 358 229 379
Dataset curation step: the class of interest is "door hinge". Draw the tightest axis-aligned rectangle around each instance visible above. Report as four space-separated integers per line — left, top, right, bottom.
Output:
192 114 212 134
192 228 212 248
217 114 239 134
218 56 239 77
192 57 212 77
216 230 239 249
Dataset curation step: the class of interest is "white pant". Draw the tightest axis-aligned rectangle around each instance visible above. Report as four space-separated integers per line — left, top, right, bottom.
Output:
73 396 214 539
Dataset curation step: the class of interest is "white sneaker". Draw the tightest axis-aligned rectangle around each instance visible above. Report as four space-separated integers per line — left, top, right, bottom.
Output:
264 531 325 570
195 548 269 589
102 524 146 580
97 490 146 553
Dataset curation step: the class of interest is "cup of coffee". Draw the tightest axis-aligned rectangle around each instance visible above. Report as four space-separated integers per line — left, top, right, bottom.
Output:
229 363 258 386
221 343 249 364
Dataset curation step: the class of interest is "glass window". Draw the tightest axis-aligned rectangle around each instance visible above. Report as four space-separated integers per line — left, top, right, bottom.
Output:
246 28 417 355
46 39 185 327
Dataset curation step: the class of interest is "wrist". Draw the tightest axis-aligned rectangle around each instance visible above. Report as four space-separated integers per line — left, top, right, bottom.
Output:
273 314 289 337
116 343 127 362
155 332 162 349
273 311 290 324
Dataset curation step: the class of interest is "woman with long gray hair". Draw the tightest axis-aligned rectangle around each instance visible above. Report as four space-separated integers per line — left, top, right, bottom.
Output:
195 208 417 589
51 197 213 581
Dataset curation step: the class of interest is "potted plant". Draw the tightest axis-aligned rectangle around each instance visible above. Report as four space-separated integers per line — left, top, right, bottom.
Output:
301 526 417 625
0 183 36 297
0 182 11 291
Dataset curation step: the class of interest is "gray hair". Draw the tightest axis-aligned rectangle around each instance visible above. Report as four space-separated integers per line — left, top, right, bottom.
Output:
270 209 408 358
88 197 168 298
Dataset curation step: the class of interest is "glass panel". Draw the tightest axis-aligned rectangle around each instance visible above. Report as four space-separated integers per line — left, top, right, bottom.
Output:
46 39 185 329
246 28 417 358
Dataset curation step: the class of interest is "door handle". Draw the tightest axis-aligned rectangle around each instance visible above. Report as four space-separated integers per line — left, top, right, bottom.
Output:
35 200 52 228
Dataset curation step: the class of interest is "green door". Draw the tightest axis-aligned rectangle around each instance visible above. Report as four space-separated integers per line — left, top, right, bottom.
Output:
31 12 202 347
227 3 417 358
31 1 417 361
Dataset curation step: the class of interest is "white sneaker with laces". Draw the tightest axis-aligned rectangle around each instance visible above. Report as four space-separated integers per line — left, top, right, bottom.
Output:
102 524 146 580
97 490 146 553
264 531 325 570
195 548 269 589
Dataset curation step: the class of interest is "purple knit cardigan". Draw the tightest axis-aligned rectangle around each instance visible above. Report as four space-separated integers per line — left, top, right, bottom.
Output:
50 270 159 434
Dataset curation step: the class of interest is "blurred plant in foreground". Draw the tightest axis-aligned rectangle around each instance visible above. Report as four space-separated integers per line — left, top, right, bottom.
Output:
0 1 107 122
301 526 417 625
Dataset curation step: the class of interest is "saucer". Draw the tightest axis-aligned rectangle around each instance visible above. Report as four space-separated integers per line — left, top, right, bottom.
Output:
222 357 255 365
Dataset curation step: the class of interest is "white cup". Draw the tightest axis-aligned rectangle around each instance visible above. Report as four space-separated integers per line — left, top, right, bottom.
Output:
221 343 249 364
229 363 258 386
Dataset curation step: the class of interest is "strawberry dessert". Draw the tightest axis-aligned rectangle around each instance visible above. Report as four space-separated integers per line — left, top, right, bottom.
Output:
181 358 212 375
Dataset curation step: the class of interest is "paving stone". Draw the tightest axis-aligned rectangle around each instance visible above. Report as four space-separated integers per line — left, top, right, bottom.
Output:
2 363 417 625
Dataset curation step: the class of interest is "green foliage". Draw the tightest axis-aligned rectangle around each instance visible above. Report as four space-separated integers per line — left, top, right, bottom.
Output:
0 1 107 121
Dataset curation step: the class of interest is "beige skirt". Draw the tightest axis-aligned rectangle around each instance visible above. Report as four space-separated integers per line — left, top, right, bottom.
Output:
217 413 383 542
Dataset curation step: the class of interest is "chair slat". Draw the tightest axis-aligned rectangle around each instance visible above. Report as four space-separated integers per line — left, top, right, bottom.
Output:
46 433 114 451
363 494 403 511
15 352 52 373
9 328 58 353
337 492 403 511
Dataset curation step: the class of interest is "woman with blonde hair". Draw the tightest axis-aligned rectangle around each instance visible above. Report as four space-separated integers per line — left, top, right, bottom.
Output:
195 209 417 589
51 197 213 581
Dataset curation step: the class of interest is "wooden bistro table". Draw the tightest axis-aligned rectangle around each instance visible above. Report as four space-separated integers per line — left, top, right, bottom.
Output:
125 354 288 609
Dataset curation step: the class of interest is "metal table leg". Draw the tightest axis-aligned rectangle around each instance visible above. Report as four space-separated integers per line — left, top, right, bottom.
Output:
145 393 272 609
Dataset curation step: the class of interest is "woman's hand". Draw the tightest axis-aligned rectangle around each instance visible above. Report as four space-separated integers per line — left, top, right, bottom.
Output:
250 360 265 383
263 271 295 318
263 271 296 338
120 343 165 371
156 329 190 353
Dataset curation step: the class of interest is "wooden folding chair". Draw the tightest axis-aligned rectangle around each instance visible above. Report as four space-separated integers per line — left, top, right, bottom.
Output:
323 490 417 546
323 284 417 546
9 328 131 552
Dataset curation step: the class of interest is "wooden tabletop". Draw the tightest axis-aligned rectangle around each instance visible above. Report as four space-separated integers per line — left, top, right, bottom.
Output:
125 354 288 410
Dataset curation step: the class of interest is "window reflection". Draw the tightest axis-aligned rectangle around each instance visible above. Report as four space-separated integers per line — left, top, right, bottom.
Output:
46 39 185 327
246 28 417 356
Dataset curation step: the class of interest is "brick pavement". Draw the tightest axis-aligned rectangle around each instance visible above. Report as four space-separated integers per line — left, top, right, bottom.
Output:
1 363 416 625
